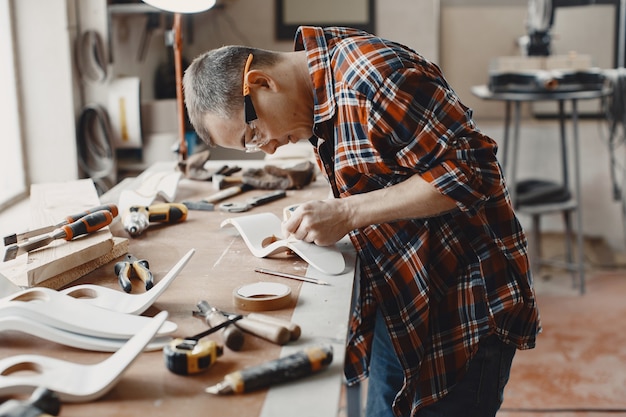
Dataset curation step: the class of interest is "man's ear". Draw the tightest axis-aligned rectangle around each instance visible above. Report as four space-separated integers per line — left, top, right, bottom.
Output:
246 69 278 92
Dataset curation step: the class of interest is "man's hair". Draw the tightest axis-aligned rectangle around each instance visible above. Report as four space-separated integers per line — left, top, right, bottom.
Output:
183 45 279 146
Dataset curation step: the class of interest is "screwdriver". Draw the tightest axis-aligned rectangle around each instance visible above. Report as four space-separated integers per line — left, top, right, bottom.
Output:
205 345 333 394
3 209 114 262
195 301 246 351
3 203 118 246
123 203 188 237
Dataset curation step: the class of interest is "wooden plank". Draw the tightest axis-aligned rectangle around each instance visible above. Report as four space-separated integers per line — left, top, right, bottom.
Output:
0 179 119 287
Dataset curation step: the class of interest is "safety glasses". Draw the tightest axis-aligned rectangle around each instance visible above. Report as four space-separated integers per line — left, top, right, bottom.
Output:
243 54 268 153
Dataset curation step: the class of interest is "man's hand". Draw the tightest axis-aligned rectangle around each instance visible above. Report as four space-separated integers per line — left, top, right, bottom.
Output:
282 174 458 246
282 199 352 246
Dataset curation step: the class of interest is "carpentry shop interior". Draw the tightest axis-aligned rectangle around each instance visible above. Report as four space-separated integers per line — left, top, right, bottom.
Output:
1 0 626 416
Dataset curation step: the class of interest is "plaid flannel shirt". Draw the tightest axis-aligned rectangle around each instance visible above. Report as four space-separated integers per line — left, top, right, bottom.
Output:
295 26 541 416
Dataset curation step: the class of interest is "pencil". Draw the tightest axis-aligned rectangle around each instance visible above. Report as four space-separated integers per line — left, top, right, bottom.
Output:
254 268 330 286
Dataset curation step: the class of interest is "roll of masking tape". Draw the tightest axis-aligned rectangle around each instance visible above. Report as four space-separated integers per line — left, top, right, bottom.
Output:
233 282 292 311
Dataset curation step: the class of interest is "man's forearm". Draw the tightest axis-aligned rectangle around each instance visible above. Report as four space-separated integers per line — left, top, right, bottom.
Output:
342 174 458 230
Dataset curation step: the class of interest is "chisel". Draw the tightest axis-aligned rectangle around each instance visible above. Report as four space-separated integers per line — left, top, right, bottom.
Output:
3 209 114 262
205 345 333 394
3 203 118 246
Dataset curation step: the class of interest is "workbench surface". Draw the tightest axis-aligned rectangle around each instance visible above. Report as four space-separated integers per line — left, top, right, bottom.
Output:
0 161 356 417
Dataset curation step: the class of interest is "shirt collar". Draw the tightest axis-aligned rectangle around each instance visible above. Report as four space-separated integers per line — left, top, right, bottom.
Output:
294 26 336 126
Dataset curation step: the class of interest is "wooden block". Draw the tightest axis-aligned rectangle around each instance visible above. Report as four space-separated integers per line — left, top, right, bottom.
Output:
37 237 128 290
0 179 120 287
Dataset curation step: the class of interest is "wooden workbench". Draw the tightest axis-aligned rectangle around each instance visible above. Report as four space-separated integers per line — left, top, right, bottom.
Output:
0 161 357 417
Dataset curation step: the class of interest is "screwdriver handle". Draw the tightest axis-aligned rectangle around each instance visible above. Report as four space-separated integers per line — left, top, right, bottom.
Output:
235 317 291 345
226 345 333 393
247 313 301 341
206 310 245 351
63 203 119 225
147 203 188 223
60 209 113 241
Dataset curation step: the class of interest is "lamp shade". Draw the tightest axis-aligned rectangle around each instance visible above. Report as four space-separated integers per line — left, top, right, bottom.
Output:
142 0 216 13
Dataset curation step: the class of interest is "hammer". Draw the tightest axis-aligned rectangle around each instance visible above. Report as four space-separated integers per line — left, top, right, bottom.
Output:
212 173 243 190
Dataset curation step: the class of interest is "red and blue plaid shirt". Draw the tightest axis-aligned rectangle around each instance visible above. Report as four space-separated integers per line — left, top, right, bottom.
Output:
295 26 541 415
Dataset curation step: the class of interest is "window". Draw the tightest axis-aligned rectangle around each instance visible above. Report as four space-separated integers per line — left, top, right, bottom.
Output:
0 0 27 210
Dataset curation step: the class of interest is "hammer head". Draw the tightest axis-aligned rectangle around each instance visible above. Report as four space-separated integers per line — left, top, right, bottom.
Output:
212 174 242 190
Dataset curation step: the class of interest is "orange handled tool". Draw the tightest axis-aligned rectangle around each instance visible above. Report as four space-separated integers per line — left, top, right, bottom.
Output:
3 203 118 245
3 209 114 262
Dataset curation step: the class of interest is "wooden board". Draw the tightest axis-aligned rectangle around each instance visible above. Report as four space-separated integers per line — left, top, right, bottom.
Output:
0 179 125 287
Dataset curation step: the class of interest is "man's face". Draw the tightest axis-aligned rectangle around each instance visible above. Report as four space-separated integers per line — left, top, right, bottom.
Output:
201 91 313 154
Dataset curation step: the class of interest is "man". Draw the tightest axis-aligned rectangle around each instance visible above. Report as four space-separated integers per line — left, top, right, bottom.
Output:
183 26 540 417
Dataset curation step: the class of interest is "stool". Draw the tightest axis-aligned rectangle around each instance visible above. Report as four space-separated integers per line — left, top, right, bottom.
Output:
471 85 612 295
506 99 585 294
516 191 580 289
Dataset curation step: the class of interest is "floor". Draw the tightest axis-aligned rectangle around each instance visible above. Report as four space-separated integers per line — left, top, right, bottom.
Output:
337 232 626 417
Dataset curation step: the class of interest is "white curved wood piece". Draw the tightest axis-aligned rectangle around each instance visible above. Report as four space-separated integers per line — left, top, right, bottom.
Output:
0 315 170 352
59 248 195 314
220 213 345 275
0 291 176 339
0 311 168 402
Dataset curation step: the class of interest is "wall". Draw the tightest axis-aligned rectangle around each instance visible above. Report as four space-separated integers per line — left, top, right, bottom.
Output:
13 0 79 184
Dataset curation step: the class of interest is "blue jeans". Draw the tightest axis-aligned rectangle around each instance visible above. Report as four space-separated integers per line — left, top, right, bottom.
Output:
366 310 516 417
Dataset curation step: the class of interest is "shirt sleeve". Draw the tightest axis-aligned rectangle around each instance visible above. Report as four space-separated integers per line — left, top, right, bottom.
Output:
367 67 505 216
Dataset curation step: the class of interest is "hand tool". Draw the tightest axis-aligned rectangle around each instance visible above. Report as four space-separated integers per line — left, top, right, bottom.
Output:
114 254 154 293
205 345 333 394
203 183 254 204
219 190 286 213
211 165 243 190
122 202 187 237
3 209 114 262
254 267 330 286
197 303 299 345
245 312 301 341
3 203 118 246
0 386 61 417
181 200 214 211
163 314 243 375
194 300 245 351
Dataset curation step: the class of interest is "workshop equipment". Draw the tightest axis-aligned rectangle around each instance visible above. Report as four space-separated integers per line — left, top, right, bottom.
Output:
195 300 245 351
0 386 61 417
241 161 315 190
219 190 286 213
3 203 118 246
114 254 154 293
203 183 254 204
255 267 330 286
195 302 299 345
163 314 242 375
122 202 187 237
205 345 333 394
3 210 114 262
212 165 243 189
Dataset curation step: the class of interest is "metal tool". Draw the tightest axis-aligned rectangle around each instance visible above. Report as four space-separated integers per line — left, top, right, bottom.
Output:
219 190 286 213
194 301 245 351
195 303 299 345
205 345 333 394
3 203 118 246
0 386 61 417
254 267 330 286
122 202 187 237
3 209 114 262
203 183 254 204
114 254 154 293
163 314 243 375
